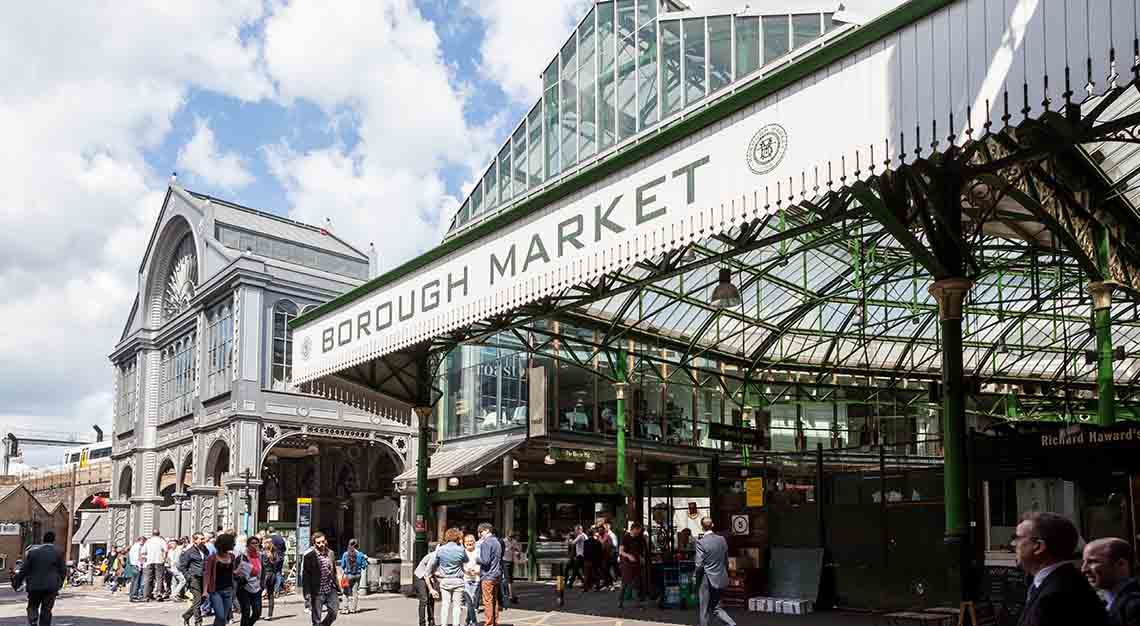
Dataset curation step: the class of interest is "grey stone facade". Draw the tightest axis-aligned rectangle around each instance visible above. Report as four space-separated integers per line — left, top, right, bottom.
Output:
108 185 417 558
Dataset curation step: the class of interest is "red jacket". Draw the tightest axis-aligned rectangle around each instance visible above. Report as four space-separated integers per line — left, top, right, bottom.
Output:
202 553 236 594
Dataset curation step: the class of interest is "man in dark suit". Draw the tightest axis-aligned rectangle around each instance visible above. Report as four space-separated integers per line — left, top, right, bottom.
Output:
694 517 736 626
17 531 66 626
1083 537 1140 626
1013 512 1107 626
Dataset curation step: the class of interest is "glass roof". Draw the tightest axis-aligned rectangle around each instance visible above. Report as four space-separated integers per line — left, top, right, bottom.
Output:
445 0 853 239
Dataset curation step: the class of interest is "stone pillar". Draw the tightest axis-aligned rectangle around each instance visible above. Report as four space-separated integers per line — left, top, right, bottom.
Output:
436 478 448 543
1089 280 1120 426
109 501 131 548
351 491 376 553
224 478 262 537
502 455 514 538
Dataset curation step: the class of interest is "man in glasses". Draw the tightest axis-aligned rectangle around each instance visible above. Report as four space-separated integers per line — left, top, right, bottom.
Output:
1011 512 1106 626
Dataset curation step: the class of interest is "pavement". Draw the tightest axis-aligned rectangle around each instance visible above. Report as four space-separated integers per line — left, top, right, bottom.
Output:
0 582 891 626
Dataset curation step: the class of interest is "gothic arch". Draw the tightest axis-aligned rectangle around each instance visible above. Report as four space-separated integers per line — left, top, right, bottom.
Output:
204 439 230 487
179 450 193 492
117 465 134 500
144 215 200 327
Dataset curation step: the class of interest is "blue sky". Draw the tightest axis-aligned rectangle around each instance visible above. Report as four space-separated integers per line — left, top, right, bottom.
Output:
0 0 591 468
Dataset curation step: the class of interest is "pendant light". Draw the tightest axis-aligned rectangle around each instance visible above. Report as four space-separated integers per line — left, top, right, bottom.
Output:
711 268 742 309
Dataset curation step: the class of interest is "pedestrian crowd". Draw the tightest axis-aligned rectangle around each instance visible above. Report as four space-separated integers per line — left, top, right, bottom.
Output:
10 510 1140 626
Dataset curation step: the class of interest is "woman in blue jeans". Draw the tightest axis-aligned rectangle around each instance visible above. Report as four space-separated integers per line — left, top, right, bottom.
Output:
202 533 237 626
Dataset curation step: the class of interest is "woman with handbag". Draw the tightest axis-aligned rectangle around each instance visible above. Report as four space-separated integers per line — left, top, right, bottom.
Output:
234 536 264 626
338 539 367 614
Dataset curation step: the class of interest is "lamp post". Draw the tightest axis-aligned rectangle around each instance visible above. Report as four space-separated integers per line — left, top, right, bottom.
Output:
240 468 253 536
413 406 433 565
173 492 188 539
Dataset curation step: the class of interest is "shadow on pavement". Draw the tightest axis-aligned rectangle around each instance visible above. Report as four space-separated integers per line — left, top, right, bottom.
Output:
507 583 881 626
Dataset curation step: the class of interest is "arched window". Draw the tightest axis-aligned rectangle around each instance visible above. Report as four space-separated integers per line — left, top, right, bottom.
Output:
272 300 299 388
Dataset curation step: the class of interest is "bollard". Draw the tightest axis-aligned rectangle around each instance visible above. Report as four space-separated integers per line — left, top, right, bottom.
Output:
556 574 565 607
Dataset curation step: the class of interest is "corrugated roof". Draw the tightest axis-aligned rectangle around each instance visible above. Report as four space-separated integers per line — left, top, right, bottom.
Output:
75 513 108 545
189 191 368 261
394 433 525 483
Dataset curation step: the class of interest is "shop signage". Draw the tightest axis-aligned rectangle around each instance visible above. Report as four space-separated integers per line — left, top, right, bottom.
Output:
528 366 547 438
296 497 312 554
1037 424 1140 449
548 447 604 464
291 3 1122 387
731 514 750 535
708 423 765 447
745 477 765 508
0 523 19 536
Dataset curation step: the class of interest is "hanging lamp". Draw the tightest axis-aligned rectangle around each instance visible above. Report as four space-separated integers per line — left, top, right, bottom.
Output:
711 268 742 309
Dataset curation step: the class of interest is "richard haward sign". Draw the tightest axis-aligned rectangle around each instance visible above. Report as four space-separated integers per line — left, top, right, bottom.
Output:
292 0 1122 385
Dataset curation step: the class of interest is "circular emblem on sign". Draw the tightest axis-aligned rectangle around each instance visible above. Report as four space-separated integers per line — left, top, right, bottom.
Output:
301 336 313 361
746 124 788 175
731 514 750 535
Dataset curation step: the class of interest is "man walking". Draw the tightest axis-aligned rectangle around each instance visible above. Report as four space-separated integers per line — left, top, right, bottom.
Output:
694 518 736 626
301 532 338 626
412 544 438 626
477 523 503 626
16 531 65 626
1013 512 1107 626
143 529 167 601
128 536 146 602
1083 537 1140 626
179 533 209 626
565 525 586 590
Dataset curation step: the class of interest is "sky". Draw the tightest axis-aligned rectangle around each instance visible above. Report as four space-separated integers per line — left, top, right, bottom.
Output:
0 0 595 469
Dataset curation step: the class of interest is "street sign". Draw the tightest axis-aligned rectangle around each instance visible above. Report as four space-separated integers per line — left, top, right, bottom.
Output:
296 497 312 554
528 366 547 438
548 447 604 464
708 422 765 447
745 477 765 508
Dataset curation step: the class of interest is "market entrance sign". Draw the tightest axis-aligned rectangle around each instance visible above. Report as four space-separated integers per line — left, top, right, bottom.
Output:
293 1 1125 385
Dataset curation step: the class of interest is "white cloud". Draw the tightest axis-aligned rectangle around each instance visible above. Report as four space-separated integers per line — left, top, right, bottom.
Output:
465 0 593 104
177 117 256 190
261 0 496 269
0 2 270 464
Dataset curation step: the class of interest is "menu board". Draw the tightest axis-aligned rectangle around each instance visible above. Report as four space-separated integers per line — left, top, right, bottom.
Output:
980 565 1027 626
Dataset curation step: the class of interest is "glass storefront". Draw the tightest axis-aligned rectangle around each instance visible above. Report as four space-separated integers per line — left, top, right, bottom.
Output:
436 331 943 461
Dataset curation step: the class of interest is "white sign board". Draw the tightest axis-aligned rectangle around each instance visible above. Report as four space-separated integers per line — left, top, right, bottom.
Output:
293 0 1128 385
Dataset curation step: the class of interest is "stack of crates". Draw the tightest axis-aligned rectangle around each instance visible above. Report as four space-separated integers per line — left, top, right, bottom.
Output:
748 596 815 614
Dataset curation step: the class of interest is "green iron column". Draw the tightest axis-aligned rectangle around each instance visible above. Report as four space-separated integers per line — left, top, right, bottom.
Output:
929 277 973 599
413 406 433 565
1091 223 1120 426
527 487 538 581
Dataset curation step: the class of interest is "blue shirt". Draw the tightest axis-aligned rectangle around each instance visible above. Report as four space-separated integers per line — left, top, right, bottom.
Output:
340 550 367 576
477 535 503 582
435 543 466 579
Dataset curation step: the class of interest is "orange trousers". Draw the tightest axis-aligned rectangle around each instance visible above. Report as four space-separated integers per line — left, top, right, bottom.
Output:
480 579 499 626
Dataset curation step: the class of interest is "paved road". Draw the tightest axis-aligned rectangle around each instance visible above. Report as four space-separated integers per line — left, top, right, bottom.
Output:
0 583 884 626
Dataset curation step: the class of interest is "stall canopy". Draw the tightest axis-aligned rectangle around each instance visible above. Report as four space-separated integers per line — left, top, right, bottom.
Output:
292 0 1140 418
393 433 526 483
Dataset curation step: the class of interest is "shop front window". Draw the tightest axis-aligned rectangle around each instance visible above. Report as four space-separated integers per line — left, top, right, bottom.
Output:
442 346 529 439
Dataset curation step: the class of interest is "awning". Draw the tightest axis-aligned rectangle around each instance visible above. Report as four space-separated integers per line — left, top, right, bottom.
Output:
74 513 107 545
394 433 525 483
